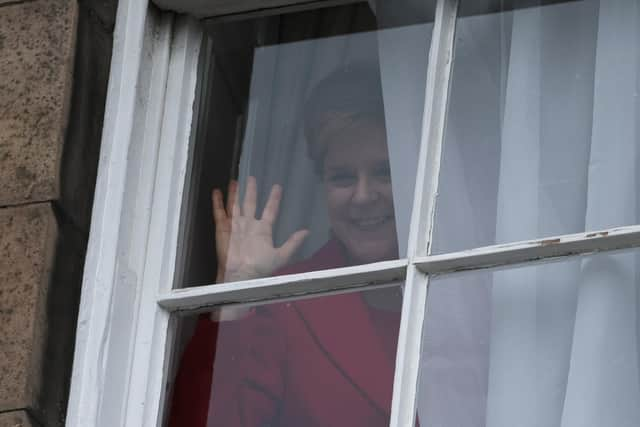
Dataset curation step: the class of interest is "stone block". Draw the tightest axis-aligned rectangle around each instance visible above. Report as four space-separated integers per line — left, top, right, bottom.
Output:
0 411 34 427
0 204 57 414
0 1 28 7
0 0 78 205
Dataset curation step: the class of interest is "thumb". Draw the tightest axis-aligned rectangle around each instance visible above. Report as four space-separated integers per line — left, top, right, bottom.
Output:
277 229 310 264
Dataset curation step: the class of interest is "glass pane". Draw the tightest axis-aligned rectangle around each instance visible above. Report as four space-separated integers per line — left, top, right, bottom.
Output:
416 247 640 427
176 0 435 288
165 284 404 426
432 0 640 254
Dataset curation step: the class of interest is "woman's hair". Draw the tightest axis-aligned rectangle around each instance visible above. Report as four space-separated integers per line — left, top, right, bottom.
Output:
303 62 386 171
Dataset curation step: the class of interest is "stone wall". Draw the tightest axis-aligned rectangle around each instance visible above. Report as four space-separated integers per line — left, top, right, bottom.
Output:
0 0 116 425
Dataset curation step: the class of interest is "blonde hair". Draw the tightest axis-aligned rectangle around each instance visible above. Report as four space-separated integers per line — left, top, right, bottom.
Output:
303 62 386 171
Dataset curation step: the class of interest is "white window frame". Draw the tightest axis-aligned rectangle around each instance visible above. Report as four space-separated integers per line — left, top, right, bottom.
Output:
66 0 640 426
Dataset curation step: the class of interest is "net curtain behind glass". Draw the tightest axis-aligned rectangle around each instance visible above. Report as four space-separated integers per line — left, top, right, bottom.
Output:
227 0 640 425
235 3 432 261
437 0 640 426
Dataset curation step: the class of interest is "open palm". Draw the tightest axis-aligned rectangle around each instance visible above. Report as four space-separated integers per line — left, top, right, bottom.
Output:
213 176 309 283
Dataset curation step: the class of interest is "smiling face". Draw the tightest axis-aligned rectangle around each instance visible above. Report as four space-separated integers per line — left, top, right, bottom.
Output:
322 121 398 264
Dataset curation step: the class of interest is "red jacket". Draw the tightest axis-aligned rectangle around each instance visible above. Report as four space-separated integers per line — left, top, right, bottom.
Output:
168 240 401 427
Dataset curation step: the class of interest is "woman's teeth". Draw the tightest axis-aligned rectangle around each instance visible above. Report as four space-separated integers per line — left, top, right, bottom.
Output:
353 216 390 227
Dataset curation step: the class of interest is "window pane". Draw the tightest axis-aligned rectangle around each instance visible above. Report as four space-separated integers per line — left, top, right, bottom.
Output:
416 246 640 426
165 284 404 426
432 0 640 253
176 1 435 288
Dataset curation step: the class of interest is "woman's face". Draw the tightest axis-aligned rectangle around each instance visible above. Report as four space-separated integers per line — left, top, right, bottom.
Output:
322 121 398 264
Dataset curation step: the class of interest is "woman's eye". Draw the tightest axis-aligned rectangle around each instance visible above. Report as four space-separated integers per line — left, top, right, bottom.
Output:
328 173 356 187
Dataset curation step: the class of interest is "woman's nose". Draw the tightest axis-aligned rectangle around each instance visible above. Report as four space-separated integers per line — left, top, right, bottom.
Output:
353 176 378 203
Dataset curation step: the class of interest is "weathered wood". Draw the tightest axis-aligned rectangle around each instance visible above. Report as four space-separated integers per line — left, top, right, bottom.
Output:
157 259 408 312
153 0 359 19
389 0 459 426
415 225 640 275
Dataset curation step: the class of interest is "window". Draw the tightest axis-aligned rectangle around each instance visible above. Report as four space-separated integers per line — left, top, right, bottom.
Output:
67 0 640 426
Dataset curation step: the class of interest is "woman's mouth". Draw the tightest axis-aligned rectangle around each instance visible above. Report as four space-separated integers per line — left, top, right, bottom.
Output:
350 215 393 230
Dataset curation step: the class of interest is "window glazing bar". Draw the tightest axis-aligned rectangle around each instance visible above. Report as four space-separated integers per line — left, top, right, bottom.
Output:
157 259 408 312
389 0 459 426
415 225 640 275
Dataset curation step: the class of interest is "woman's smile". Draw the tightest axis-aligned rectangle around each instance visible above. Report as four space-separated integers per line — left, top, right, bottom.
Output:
350 214 393 229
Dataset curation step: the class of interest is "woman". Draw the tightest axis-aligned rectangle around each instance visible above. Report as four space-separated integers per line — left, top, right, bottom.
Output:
168 64 404 427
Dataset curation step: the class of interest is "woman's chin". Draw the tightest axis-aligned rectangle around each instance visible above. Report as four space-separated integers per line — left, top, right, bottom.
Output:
335 224 399 265
345 240 398 265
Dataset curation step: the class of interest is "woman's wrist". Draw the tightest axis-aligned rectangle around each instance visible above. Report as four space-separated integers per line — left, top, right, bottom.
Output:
216 267 264 284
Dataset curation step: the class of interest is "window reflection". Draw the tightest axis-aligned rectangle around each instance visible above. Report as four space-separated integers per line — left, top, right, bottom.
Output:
433 0 640 253
168 285 404 426
418 247 640 427
167 2 435 426
213 64 400 284
178 2 432 288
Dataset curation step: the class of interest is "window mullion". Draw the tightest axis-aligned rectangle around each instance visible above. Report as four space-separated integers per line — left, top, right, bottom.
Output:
389 0 459 425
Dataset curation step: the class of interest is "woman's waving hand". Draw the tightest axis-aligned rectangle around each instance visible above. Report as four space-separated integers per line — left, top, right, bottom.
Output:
212 176 309 283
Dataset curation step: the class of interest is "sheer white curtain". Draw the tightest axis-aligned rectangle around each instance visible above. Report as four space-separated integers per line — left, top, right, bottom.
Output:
486 1 640 426
238 15 431 260
238 34 368 259
378 23 431 256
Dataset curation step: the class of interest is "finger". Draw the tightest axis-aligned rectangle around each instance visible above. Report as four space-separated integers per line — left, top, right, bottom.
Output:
261 184 283 224
243 176 258 219
277 229 309 263
212 188 227 225
227 180 241 217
